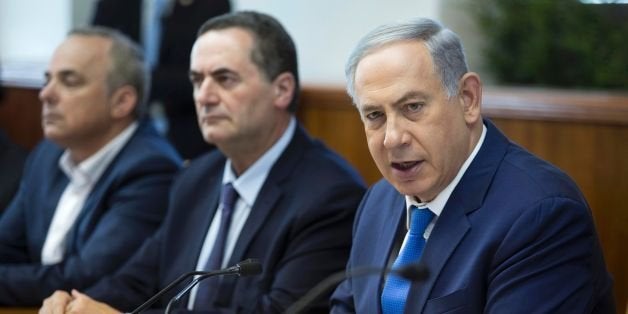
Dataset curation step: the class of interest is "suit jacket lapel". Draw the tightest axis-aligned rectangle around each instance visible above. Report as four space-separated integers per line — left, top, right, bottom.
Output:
185 174 222 268
367 193 406 312
227 125 309 266
405 119 510 312
408 197 470 312
173 162 222 306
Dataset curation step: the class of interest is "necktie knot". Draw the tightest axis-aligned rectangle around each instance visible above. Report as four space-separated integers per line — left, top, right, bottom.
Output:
408 206 434 237
220 183 239 216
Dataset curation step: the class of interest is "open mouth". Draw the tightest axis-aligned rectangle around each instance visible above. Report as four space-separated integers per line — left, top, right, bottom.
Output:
391 161 420 171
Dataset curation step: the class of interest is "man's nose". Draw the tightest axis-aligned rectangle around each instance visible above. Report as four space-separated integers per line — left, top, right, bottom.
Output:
194 78 220 107
383 116 410 149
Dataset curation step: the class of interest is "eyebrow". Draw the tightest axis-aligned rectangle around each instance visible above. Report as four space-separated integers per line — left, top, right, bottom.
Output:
392 91 428 107
189 67 238 77
43 69 81 81
359 91 429 113
210 67 239 78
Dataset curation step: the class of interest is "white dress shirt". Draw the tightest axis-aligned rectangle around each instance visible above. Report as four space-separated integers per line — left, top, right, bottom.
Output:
187 117 297 308
40 122 138 265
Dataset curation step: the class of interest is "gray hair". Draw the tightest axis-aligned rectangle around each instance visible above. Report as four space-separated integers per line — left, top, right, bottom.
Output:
345 18 468 103
69 26 148 118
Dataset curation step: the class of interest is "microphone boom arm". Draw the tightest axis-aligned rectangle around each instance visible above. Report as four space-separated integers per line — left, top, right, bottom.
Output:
129 259 261 314
285 263 428 314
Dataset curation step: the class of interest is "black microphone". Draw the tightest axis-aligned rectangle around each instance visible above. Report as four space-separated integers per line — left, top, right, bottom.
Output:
163 258 263 314
128 258 262 314
284 263 428 314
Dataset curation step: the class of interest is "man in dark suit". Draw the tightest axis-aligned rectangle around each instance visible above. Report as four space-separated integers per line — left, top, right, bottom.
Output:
40 11 365 313
330 18 615 313
0 27 182 305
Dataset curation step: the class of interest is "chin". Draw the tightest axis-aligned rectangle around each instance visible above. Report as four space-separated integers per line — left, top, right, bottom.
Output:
43 130 61 141
202 132 227 146
389 179 426 199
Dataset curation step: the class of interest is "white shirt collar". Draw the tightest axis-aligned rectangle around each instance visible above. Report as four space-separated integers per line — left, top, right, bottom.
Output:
404 123 487 228
59 122 139 187
222 117 296 207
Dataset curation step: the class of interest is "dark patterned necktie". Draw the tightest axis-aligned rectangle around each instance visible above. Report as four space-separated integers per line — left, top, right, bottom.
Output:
193 183 239 309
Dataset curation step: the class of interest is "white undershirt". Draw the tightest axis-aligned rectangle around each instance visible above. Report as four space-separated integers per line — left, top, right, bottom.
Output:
40 122 138 265
187 117 296 308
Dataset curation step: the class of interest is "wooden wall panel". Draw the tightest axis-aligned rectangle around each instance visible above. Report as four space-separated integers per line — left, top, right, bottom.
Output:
297 88 379 184
0 86 42 150
1 84 626 309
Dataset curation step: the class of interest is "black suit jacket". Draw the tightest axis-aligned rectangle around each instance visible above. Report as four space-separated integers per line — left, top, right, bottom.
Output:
87 125 366 313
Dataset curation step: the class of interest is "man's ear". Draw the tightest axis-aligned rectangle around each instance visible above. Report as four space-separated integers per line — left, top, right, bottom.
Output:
109 85 138 119
457 72 482 125
272 72 296 110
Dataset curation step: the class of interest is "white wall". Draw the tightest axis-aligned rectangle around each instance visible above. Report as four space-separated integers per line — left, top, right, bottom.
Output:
0 0 486 86
0 0 71 86
0 0 70 63
233 0 440 86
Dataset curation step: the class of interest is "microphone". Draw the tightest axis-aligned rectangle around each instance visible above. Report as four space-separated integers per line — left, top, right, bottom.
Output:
284 263 428 314
128 258 262 314
164 258 262 313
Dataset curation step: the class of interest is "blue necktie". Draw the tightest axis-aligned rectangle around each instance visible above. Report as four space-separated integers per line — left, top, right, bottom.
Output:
193 183 239 309
381 206 434 314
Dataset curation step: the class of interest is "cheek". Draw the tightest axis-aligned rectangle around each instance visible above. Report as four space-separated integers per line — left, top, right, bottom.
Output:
365 130 386 160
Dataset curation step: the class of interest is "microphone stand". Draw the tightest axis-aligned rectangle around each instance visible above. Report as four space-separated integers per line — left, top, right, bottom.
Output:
128 270 210 314
128 258 261 314
163 272 216 314
284 263 428 314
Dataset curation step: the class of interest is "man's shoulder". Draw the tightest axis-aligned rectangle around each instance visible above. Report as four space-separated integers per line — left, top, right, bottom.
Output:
498 143 583 202
361 179 398 205
24 140 64 169
287 129 365 187
174 149 225 183
115 122 182 167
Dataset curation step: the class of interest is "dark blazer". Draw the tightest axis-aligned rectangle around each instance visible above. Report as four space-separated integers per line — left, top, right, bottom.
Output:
86 125 366 313
0 121 182 305
331 120 615 314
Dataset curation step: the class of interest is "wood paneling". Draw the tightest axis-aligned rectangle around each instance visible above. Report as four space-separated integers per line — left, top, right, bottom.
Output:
0 86 42 150
298 85 628 311
1 84 626 310
298 87 379 184
483 86 628 125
